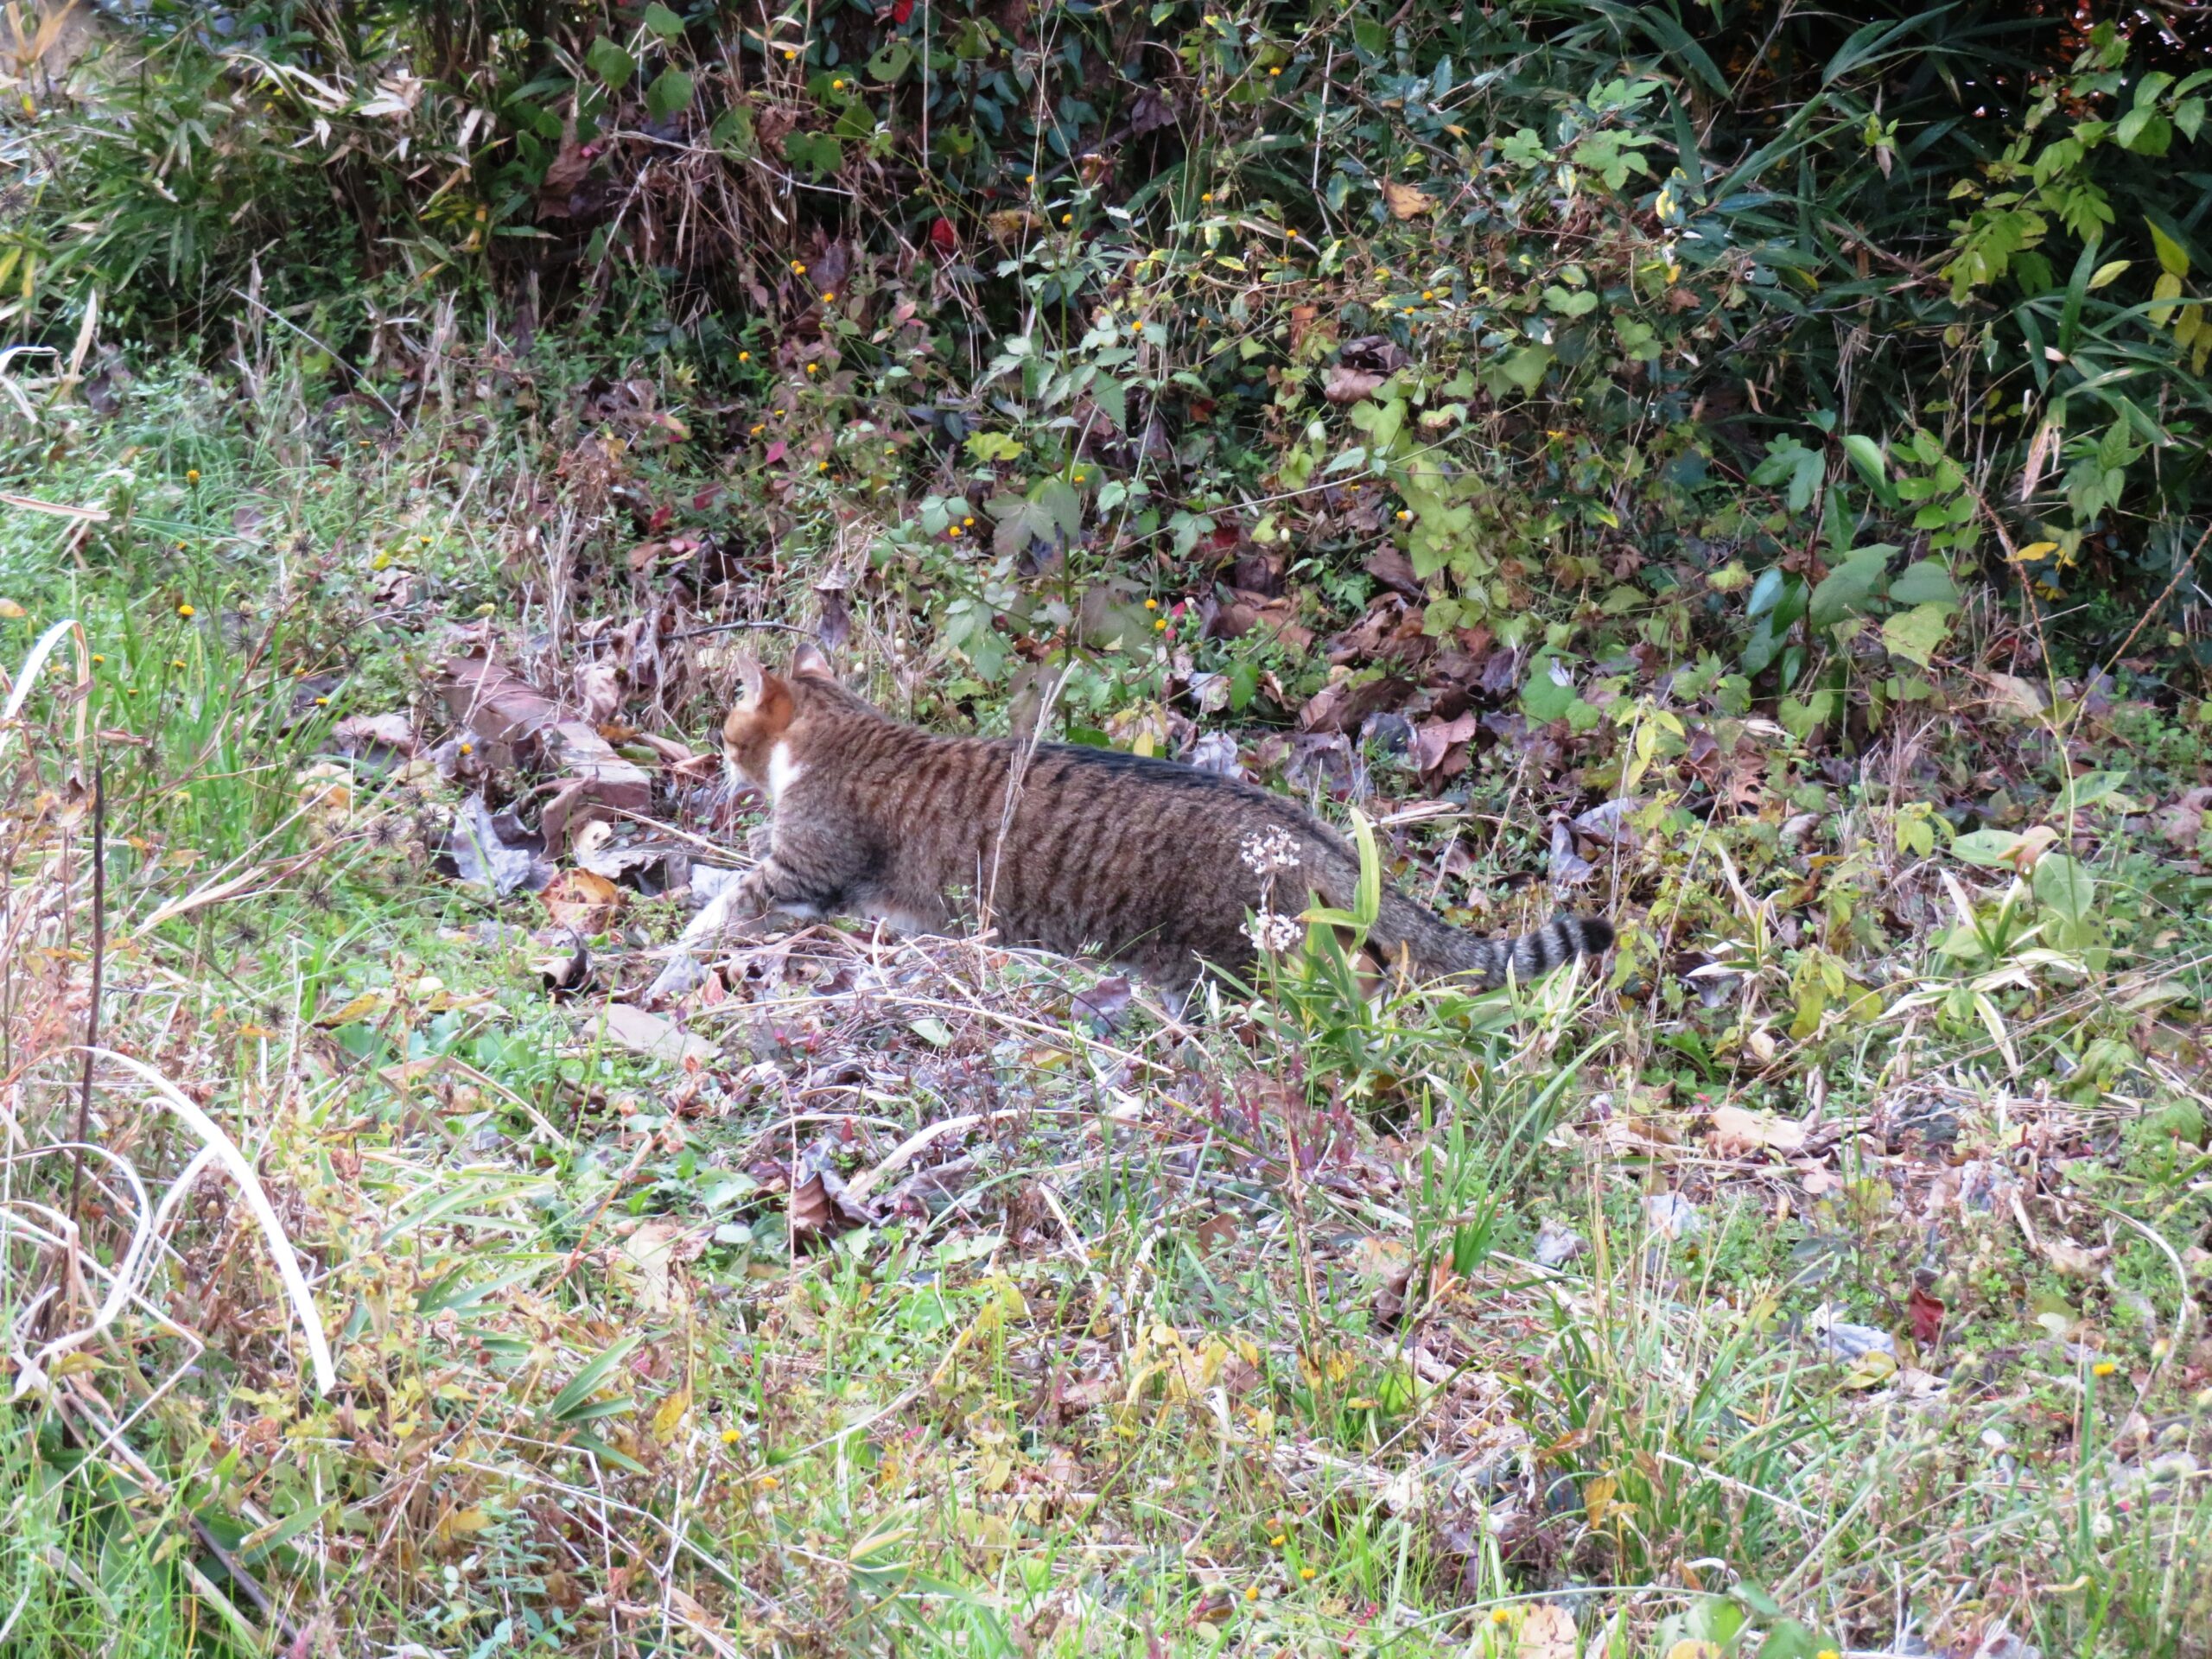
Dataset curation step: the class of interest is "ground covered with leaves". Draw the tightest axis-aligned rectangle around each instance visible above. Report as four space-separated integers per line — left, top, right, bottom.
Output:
0 340 2205 1659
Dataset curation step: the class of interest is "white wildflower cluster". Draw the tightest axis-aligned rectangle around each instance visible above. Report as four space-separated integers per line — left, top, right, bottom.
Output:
1239 824 1300 876
1245 910 1304 955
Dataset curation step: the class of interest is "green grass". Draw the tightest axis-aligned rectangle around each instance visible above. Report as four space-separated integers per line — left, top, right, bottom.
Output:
1 359 2207 1659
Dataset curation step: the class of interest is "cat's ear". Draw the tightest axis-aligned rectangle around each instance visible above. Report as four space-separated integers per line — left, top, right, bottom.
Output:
737 655 766 704
791 641 835 682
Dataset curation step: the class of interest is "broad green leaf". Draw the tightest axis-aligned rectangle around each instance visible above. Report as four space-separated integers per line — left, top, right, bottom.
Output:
1808 544 1893 630
643 2 685 38
1950 829 2023 868
1091 374 1127 431
645 68 694 118
1880 601 1950 667
1520 657 1578 722
1842 433 1888 491
586 36 635 88
1499 345 1553 396
2033 853 2094 923
1886 559 1958 607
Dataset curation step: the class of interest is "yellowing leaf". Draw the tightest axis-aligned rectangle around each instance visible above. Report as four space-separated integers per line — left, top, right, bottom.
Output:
2012 540 2059 562
315 991 388 1028
651 1387 690 1443
2148 216 2190 280
2087 259 2132 289
2150 270 2183 327
0 597 24 619
1382 181 1434 219
1665 1644 1724 1659
1837 1348 1898 1390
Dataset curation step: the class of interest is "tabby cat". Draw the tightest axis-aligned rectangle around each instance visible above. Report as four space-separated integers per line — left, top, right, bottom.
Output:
649 646 1612 1001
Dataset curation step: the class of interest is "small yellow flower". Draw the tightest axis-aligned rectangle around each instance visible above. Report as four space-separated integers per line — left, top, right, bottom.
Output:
805 362 819 374
459 741 474 756
791 260 806 274
1422 289 1434 300
1154 618 1167 631
2093 1361 2118 1377
721 1428 741 1445
821 291 836 303
1269 66 1281 75
1244 1586 1261 1602
91 654 105 664
1491 1609 1510 1626
1072 471 1085 482
775 408 787 416
831 78 845 90
783 48 797 60
1144 598 1158 609
738 351 751 362
751 424 766 435
314 696 330 707
755 1473 779 1488
1062 213 1073 225
1299 1567 1316 1581
169 658 185 670
962 516 975 526
1816 1650 1841 1659
1201 191 1213 202
186 469 200 483
175 541 188 552
948 525 963 537
1026 173 1035 183
817 461 829 471
177 603 195 618
1268 1532 1284 1546
1396 509 1412 521
418 534 431 545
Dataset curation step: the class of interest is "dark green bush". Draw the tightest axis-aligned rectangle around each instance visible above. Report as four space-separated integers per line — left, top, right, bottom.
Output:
7 1 2209 694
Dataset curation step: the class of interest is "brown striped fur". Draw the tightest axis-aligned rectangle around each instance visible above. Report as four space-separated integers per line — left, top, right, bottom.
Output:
675 646 1612 996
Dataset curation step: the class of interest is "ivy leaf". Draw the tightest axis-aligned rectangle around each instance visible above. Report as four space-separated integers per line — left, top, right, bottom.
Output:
586 36 635 88
643 2 686 39
1498 345 1553 397
782 130 843 180
645 68 695 118
1520 655 1578 722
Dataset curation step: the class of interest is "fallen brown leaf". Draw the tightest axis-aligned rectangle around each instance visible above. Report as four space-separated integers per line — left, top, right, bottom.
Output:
1382 181 1434 219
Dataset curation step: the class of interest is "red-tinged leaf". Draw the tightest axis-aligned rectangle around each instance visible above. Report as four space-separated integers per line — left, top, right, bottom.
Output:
1908 1285 1946 1346
646 504 673 533
1209 524 1240 553
763 440 786 465
691 486 723 511
891 0 914 21
928 216 957 253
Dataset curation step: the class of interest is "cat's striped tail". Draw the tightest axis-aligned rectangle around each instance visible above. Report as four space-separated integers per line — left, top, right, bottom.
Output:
1370 895 1614 988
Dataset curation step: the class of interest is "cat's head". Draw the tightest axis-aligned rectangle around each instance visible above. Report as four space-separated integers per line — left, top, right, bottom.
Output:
721 643 838 786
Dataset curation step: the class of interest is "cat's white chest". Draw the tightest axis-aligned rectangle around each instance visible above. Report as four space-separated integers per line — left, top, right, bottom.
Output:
766 740 805 801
